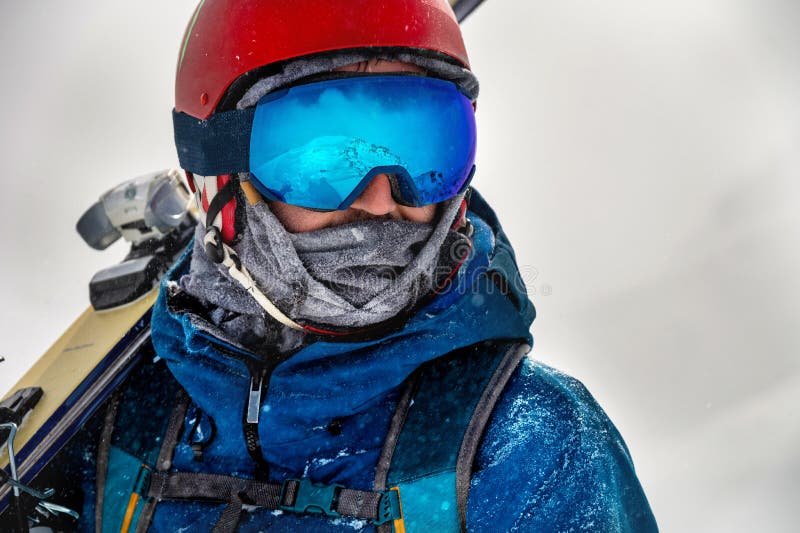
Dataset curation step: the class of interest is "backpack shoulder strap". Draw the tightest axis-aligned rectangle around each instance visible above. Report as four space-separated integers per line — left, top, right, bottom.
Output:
455 342 529 529
93 357 187 533
132 387 189 533
375 340 529 533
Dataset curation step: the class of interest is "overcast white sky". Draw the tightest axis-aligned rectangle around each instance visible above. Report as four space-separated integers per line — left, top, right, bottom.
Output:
1 2 799 531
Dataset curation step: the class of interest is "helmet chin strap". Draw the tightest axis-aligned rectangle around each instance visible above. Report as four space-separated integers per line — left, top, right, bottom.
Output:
201 177 305 331
203 227 305 331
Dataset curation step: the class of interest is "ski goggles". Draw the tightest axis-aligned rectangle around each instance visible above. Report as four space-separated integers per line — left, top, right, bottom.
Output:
173 74 477 210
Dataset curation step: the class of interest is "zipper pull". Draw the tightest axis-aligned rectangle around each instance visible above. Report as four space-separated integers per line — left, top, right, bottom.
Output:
243 363 271 478
247 375 264 424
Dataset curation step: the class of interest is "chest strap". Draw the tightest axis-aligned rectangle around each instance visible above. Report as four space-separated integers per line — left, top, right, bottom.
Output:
145 471 401 533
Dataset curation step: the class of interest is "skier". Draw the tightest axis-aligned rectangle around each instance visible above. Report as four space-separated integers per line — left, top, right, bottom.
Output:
90 1 658 531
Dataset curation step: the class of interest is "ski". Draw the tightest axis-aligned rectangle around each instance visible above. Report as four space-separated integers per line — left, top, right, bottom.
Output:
451 0 487 22
0 170 195 526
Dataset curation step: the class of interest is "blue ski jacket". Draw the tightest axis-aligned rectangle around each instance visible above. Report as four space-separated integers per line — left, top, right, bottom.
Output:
143 190 658 532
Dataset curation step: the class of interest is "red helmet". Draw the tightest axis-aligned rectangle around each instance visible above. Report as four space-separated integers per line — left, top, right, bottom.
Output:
176 0 470 120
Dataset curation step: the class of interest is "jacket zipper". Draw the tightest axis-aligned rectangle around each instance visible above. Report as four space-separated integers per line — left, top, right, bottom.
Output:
195 331 276 478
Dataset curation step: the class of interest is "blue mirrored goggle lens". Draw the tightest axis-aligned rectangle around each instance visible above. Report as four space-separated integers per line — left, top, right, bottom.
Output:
249 75 476 210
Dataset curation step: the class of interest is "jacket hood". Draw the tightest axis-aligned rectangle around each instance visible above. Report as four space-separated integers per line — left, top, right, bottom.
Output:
150 188 535 487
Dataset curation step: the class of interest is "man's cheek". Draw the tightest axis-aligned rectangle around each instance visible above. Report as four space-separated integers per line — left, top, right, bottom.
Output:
269 202 334 233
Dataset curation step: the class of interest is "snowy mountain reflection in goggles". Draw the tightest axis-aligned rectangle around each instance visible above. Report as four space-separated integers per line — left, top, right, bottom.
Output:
173 75 477 211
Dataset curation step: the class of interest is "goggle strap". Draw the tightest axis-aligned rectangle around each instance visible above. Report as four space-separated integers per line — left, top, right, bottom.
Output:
173 108 254 176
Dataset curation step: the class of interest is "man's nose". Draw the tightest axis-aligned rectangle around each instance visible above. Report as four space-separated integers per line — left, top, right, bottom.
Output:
348 174 398 215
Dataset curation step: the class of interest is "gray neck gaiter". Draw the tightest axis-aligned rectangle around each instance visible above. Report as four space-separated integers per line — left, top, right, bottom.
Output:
180 194 466 354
